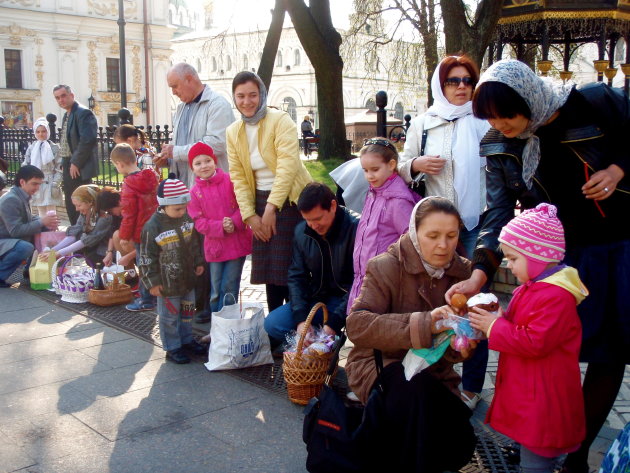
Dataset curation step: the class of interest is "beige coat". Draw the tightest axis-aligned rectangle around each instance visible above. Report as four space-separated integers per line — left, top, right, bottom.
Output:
226 107 312 221
346 232 471 404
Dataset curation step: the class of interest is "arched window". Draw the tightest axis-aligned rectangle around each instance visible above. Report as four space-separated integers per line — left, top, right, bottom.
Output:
243 54 248 70
276 51 283 67
283 96 297 122
294 49 301 66
227 55 232 71
394 102 404 120
365 98 376 111
211 57 217 72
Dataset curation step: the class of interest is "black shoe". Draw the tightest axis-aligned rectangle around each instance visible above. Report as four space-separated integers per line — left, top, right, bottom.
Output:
22 267 30 280
183 340 207 355
166 349 190 364
0 279 10 288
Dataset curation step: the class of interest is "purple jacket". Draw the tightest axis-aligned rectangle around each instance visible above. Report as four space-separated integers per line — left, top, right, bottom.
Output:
188 169 252 263
347 174 420 313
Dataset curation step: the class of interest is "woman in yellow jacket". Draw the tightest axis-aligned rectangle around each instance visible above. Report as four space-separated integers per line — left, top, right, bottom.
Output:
227 71 312 311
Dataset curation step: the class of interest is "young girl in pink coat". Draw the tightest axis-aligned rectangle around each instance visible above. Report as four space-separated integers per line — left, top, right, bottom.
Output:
346 138 419 313
187 142 252 317
469 203 588 473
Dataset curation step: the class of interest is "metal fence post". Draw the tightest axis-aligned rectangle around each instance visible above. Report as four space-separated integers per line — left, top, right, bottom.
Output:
376 90 388 138
46 113 57 141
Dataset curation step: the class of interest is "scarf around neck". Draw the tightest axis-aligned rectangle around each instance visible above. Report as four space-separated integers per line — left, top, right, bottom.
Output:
426 57 487 230
30 117 54 170
235 74 268 125
477 59 573 189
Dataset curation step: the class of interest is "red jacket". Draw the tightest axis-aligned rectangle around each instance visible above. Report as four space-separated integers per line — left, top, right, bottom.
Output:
119 169 159 243
487 267 587 454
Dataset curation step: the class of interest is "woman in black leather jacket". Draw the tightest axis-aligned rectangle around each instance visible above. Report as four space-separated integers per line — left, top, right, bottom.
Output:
446 59 630 473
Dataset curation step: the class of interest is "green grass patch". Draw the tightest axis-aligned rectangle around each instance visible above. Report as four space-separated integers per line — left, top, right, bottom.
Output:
304 158 345 190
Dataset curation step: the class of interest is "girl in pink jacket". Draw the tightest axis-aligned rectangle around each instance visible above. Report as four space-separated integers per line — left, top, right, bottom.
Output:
469 203 588 473
347 138 419 313
187 142 252 317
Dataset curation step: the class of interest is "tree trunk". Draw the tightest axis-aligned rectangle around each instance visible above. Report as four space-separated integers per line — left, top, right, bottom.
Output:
257 0 286 90
285 0 351 160
441 0 503 67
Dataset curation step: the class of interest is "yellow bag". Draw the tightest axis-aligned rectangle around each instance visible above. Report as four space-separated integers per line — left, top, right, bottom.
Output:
29 250 56 290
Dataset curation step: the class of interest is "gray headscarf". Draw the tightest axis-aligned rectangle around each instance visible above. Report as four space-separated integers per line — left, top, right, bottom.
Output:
234 73 268 125
477 59 573 189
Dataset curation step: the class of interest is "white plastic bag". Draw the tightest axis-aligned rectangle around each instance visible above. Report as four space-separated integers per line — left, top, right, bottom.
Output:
204 297 273 371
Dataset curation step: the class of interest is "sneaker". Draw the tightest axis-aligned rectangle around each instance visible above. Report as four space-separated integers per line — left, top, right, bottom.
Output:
126 300 154 312
166 349 190 364
183 340 207 355
461 391 482 410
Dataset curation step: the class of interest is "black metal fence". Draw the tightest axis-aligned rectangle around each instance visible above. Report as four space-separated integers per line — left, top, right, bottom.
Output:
0 113 171 190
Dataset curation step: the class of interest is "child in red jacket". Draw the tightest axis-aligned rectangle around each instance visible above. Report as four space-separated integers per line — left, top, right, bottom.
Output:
470 203 588 473
110 143 160 311
187 142 252 325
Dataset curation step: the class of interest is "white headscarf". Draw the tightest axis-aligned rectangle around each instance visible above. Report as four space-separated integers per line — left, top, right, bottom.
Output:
426 57 485 231
477 59 573 189
30 117 54 170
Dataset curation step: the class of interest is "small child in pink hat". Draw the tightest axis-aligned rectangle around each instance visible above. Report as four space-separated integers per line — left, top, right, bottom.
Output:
469 203 589 473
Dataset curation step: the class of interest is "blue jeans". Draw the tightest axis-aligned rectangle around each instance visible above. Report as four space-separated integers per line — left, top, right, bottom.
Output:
459 222 481 260
520 446 558 473
264 294 345 341
156 289 195 352
135 243 156 306
0 240 34 281
209 256 246 314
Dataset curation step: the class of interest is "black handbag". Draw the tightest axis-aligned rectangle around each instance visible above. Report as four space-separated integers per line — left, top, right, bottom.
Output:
409 125 428 197
302 334 385 473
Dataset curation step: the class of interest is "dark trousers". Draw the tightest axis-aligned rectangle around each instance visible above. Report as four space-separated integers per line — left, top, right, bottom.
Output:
62 158 92 225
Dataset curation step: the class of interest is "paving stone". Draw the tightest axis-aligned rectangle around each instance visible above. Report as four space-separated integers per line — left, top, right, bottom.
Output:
65 358 202 401
0 413 110 465
0 381 93 422
0 288 50 313
0 326 131 364
0 430 37 473
71 370 265 441
77 337 164 369
0 350 112 395
194 392 303 447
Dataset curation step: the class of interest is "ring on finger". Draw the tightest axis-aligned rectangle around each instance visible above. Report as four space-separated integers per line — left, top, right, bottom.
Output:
604 187 610 193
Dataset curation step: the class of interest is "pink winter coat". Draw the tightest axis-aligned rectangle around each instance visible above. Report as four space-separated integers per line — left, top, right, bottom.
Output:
486 267 586 455
347 174 419 313
188 169 252 263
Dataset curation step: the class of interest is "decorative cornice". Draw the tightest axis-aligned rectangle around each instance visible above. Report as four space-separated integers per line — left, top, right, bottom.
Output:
499 9 630 25
0 23 37 46
0 88 41 100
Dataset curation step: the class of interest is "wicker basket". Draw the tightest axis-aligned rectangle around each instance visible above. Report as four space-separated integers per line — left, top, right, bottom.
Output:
51 255 94 303
283 302 333 405
88 278 133 307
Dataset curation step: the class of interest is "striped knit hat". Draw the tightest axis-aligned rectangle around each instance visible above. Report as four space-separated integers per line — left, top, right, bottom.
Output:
499 202 565 264
157 173 190 206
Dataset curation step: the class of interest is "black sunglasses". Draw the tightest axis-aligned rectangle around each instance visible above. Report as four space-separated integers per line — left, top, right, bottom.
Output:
443 77 474 88
363 138 397 152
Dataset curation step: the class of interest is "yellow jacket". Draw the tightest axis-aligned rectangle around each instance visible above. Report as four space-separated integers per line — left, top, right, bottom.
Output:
227 107 313 221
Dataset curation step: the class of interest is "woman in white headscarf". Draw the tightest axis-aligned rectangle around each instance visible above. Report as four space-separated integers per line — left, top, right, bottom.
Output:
399 55 490 410
21 117 62 216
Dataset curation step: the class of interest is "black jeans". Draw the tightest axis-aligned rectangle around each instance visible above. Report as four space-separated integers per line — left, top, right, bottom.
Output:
62 158 91 225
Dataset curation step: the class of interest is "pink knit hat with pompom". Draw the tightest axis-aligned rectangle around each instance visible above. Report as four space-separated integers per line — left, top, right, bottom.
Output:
499 203 566 264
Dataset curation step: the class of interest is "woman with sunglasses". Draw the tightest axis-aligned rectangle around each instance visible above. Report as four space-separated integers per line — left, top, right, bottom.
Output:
447 59 630 473
400 55 490 410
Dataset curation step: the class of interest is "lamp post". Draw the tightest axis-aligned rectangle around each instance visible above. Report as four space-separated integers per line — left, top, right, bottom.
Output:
118 0 127 108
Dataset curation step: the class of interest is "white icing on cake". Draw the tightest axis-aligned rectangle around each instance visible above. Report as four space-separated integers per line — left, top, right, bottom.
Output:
467 292 498 307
